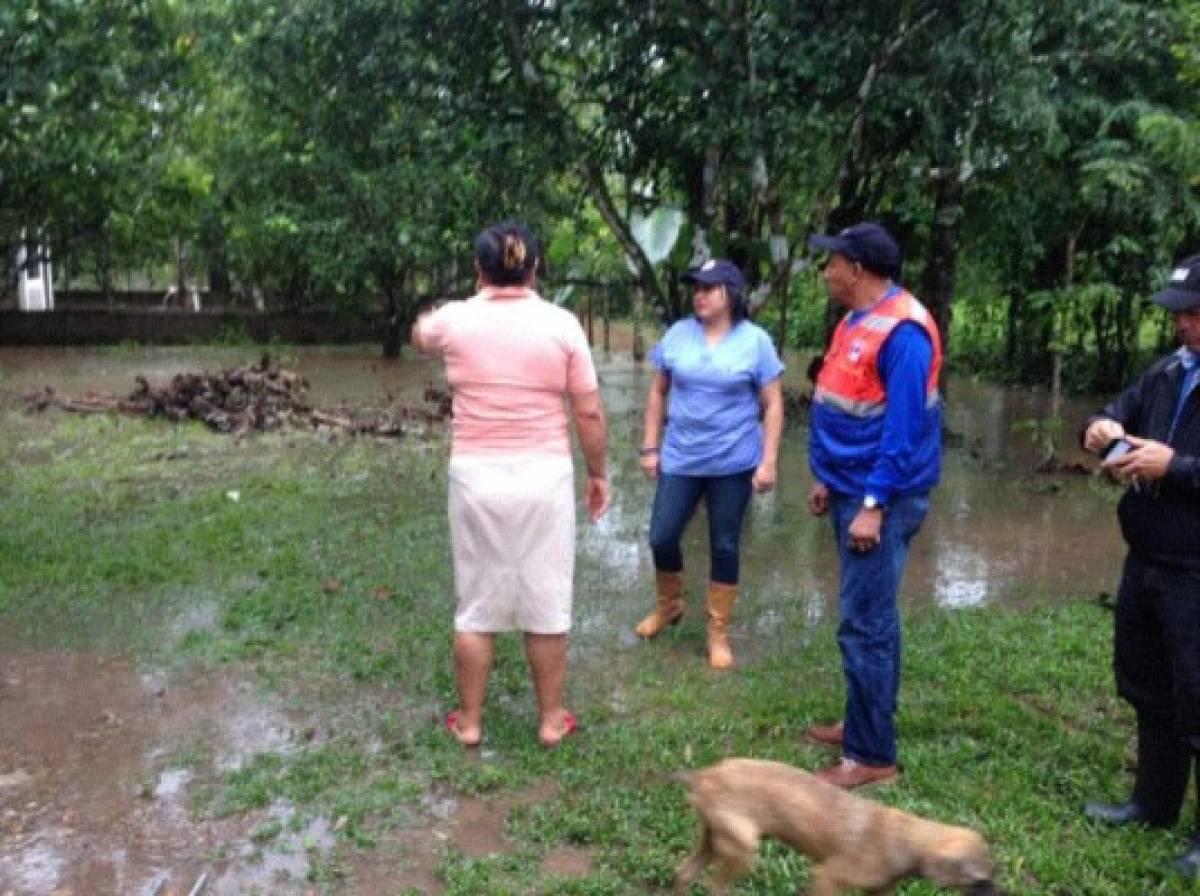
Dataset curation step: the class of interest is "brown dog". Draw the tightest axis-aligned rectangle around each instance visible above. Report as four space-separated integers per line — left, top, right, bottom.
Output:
675 758 999 895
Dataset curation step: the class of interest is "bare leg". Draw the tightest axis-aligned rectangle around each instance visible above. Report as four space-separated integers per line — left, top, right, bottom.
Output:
452 631 494 745
524 632 571 745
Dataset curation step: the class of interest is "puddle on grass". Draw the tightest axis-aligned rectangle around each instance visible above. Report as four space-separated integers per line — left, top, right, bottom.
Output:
207 804 336 896
0 647 582 895
343 778 578 895
0 650 328 895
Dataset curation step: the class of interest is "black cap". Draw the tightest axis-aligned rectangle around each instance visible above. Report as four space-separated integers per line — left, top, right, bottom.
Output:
808 222 902 278
1151 253 1200 312
681 259 745 292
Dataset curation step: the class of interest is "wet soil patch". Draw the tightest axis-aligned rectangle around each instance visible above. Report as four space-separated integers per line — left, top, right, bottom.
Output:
541 845 593 877
0 650 591 895
341 779 591 894
0 650 322 895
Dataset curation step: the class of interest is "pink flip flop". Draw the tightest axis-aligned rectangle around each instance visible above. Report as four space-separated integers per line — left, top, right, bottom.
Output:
445 710 481 748
539 711 578 749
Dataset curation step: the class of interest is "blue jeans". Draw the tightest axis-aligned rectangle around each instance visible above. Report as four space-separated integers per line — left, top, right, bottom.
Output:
648 471 754 584
829 492 929 766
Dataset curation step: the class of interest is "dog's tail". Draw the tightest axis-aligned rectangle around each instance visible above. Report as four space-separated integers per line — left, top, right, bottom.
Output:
672 769 703 807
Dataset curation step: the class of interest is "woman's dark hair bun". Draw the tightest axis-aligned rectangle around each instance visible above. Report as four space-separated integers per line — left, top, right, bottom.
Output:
475 220 539 287
502 234 527 271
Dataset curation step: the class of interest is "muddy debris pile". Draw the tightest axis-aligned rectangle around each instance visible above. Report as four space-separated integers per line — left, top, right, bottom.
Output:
25 355 451 438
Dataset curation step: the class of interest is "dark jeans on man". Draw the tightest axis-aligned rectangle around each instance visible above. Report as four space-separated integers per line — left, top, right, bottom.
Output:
1114 554 1200 827
648 470 754 584
829 492 929 767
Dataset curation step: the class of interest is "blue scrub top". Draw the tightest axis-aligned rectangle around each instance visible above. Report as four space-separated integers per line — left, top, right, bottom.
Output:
650 318 784 476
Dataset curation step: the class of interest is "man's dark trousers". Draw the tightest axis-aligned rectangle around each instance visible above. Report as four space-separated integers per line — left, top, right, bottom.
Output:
1115 554 1200 827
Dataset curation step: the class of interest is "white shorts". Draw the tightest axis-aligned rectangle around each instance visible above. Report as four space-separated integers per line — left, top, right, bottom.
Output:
448 454 575 634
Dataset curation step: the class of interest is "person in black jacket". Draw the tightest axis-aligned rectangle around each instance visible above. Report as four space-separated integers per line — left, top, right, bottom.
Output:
1081 252 1200 880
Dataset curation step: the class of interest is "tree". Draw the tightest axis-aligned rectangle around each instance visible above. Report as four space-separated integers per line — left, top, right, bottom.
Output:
0 0 191 293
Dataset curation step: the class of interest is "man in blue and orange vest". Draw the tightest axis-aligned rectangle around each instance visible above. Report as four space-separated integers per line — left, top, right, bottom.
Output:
803 221 943 790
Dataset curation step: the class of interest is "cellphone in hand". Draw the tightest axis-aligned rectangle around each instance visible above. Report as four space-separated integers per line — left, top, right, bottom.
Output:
1103 438 1133 462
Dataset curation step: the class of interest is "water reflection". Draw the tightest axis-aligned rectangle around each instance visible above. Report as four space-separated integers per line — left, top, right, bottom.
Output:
931 545 991 608
578 351 1123 628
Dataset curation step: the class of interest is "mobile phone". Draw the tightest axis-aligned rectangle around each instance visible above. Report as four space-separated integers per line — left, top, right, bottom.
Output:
1103 438 1133 462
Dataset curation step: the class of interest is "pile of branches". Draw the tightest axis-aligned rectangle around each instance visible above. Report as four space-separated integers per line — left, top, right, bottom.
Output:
25 355 450 439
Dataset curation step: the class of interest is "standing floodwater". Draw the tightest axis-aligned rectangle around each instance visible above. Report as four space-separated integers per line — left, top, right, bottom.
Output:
0 344 1124 620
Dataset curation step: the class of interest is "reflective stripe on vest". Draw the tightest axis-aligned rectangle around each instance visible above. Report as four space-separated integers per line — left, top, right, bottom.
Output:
814 290 942 419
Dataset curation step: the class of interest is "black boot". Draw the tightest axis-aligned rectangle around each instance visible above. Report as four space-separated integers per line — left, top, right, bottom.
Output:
1082 800 1149 825
1130 714 1190 827
1083 716 1190 828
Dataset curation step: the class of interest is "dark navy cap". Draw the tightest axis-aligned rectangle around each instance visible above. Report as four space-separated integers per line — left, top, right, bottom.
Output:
1152 253 1200 312
681 258 745 292
808 222 902 278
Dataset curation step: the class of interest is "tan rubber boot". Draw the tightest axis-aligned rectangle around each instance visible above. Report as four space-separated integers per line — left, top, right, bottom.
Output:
706 582 738 669
634 570 686 638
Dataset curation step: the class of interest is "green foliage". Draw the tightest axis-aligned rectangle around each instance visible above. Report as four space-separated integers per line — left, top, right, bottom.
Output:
3 0 1199 385
0 0 196 282
753 268 830 349
1139 111 1200 186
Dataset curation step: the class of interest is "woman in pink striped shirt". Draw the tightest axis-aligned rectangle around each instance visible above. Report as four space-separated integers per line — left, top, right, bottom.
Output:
412 221 608 748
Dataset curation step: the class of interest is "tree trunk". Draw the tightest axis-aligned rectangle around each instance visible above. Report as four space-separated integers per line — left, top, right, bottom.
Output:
919 172 961 379
585 288 593 346
768 200 791 348
584 163 666 323
98 249 113 307
381 274 404 359
208 255 231 302
1050 233 1078 451
632 287 645 362
175 237 189 300
603 289 611 354
1114 290 1134 389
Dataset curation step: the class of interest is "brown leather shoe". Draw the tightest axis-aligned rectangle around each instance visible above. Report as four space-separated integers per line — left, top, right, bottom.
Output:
805 720 844 746
814 758 897 790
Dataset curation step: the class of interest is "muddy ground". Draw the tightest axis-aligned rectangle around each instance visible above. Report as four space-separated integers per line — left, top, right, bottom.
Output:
0 651 588 895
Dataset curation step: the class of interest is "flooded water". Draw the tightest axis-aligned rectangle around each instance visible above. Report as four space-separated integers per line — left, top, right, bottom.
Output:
0 344 1126 614
0 650 322 895
589 357 1123 617
0 648 569 896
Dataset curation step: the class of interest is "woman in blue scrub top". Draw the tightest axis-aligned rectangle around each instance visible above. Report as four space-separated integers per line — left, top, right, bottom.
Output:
634 258 784 668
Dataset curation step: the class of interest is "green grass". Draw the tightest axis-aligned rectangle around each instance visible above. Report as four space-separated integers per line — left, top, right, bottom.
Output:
1 403 1196 894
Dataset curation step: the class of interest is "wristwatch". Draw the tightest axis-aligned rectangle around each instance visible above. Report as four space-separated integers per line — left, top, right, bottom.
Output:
862 495 884 511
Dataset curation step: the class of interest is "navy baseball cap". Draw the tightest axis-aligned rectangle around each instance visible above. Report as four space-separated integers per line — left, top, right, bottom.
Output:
1151 253 1200 312
681 258 745 292
808 222 902 278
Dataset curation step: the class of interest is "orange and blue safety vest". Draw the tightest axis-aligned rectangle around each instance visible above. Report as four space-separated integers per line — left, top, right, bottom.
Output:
809 288 942 501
